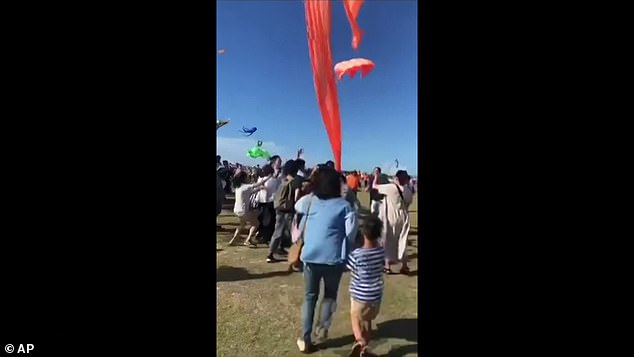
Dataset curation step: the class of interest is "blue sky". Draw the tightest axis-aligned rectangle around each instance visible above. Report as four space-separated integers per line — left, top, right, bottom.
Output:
216 0 418 175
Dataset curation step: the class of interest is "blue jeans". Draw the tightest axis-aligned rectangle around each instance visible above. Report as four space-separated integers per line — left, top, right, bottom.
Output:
302 263 344 343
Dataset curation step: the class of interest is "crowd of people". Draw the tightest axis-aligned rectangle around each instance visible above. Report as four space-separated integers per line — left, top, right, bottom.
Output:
216 152 415 356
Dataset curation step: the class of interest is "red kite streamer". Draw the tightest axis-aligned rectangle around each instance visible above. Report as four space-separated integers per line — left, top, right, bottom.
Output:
305 0 342 171
343 0 364 50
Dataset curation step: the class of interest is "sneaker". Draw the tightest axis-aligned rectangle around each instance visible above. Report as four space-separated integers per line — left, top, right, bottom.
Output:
276 248 289 256
313 326 328 341
296 338 316 354
266 255 279 263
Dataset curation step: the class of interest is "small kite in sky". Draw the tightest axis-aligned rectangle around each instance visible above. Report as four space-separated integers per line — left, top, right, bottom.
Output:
247 141 270 159
395 159 399 168
239 126 257 136
217 119 230 130
334 58 375 81
218 49 226 54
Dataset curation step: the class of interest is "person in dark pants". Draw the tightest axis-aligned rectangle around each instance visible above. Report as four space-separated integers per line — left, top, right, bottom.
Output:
267 160 301 263
216 156 226 230
280 166 307 249
255 164 279 244
222 160 232 195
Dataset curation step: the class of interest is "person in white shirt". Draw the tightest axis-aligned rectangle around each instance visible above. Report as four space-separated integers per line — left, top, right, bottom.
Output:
372 170 414 275
228 171 271 246
269 155 282 178
254 165 279 244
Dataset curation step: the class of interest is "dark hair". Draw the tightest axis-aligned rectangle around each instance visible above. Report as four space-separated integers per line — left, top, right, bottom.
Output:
269 155 281 163
361 215 383 241
395 170 410 180
231 171 248 189
312 166 342 200
216 155 221 164
374 167 381 173
282 160 298 177
296 159 306 169
325 160 335 168
261 164 274 177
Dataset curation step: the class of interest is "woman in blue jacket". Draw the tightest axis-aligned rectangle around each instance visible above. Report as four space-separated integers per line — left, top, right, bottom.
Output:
294 166 358 353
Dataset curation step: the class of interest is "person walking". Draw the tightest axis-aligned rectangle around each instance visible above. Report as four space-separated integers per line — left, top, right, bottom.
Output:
347 215 385 357
294 166 358 353
266 160 302 263
371 170 413 274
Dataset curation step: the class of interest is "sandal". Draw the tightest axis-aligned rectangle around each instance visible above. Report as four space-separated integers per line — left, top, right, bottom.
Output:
349 341 364 357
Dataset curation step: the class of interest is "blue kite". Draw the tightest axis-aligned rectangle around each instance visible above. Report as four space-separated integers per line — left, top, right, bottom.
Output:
239 126 257 136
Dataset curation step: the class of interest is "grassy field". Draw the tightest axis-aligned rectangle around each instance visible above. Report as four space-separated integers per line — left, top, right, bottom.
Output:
216 191 418 356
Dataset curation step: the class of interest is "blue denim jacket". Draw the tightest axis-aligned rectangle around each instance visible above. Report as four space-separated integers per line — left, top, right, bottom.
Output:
296 194 358 265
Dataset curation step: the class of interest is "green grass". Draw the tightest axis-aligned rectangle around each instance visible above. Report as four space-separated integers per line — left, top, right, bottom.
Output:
216 191 418 356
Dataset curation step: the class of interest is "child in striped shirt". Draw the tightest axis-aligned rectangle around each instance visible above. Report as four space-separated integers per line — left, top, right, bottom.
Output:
346 215 385 357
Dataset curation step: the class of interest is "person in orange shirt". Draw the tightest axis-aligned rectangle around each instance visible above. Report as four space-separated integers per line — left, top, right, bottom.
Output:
346 171 360 191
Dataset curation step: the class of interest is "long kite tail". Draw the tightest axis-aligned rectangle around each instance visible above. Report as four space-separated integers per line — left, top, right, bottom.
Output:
305 0 343 171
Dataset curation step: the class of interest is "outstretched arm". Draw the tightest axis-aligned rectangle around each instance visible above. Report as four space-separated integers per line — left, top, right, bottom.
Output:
250 175 271 190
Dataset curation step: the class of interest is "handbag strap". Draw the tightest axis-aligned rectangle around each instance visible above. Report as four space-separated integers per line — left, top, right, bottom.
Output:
393 183 405 204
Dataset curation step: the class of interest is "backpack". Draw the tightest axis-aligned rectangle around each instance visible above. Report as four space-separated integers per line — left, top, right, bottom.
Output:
274 178 295 212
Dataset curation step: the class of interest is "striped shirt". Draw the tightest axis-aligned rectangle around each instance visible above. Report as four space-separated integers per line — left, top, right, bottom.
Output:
346 247 385 303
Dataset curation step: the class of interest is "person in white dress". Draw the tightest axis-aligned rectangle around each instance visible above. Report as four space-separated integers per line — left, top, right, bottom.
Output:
371 170 413 274
228 171 271 246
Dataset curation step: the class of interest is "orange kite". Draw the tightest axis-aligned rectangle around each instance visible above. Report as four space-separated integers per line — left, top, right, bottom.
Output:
334 58 375 81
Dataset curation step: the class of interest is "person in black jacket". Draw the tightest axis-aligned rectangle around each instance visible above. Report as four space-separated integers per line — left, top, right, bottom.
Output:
367 167 386 216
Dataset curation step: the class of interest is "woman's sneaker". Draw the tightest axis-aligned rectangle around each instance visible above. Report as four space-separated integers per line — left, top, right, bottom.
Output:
296 338 316 354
